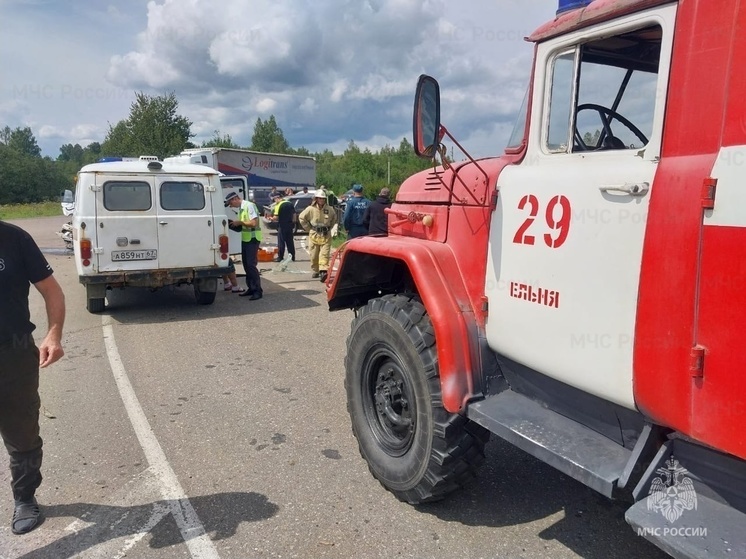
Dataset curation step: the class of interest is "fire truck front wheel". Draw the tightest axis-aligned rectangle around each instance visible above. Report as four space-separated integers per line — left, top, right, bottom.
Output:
345 294 488 504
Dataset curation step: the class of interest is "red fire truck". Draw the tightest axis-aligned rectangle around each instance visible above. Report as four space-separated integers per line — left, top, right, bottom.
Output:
327 0 746 556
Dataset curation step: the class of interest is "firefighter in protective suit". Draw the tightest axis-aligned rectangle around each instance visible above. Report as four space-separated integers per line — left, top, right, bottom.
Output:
299 188 338 282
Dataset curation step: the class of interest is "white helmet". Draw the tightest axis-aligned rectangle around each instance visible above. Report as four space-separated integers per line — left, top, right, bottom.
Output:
314 189 327 199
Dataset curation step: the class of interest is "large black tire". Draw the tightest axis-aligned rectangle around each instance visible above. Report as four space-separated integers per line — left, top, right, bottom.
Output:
345 294 489 504
194 278 217 305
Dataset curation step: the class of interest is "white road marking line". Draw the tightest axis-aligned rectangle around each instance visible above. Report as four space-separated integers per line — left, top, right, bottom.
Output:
101 317 220 559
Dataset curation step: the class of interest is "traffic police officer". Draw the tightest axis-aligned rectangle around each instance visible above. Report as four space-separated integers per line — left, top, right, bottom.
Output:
225 192 263 300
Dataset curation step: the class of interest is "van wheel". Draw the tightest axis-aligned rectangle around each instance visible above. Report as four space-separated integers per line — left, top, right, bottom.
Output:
86 285 106 313
194 278 217 305
87 297 105 313
345 294 489 504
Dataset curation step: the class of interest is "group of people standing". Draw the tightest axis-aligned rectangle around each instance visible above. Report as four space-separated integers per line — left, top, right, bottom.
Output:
224 187 339 286
223 183 393 290
342 184 392 240
268 187 335 282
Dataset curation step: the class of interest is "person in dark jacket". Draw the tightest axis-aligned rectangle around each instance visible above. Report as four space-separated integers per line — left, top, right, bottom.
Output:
342 184 370 239
363 187 392 236
269 193 296 261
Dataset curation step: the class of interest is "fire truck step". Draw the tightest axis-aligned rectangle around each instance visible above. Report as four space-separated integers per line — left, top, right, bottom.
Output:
467 390 631 497
625 437 746 558
625 493 746 558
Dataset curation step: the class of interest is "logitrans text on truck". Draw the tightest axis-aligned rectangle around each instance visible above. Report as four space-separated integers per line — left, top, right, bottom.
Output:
165 148 316 214
326 1 746 557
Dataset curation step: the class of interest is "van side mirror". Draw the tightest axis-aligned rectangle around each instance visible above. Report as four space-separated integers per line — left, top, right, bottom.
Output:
413 75 442 159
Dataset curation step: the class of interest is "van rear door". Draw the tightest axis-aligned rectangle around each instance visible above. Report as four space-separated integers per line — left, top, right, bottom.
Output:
220 176 247 255
95 176 160 272
156 176 216 268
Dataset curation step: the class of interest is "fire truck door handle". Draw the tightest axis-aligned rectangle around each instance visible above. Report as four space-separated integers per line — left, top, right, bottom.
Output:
159 221 168 225
599 182 649 197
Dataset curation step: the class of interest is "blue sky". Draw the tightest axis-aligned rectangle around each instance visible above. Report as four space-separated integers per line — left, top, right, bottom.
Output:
0 0 557 159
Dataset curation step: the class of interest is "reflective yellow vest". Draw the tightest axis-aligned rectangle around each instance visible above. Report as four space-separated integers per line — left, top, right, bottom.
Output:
239 200 263 242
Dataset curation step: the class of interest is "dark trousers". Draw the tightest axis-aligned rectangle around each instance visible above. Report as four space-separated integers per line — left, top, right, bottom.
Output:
0 338 43 502
277 223 296 260
241 239 263 295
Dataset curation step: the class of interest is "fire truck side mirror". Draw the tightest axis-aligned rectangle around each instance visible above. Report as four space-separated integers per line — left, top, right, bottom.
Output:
413 74 441 159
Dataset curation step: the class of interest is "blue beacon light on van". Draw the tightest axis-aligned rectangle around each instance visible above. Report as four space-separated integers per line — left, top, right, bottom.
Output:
557 0 593 15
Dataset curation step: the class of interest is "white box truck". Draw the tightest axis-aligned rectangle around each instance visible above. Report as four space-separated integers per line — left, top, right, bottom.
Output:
165 148 316 214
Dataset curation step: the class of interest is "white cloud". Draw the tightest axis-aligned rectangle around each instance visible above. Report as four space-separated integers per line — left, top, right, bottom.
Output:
70 124 102 140
38 125 65 139
108 51 181 89
1 0 558 157
330 80 349 103
256 98 278 113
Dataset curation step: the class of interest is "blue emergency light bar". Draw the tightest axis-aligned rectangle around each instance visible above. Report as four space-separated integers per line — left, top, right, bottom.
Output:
557 0 593 14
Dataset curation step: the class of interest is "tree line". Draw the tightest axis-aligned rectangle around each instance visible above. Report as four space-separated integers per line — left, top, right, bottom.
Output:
0 92 433 205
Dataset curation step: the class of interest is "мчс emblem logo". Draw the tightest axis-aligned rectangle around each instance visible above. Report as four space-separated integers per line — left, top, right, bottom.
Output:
646 458 698 523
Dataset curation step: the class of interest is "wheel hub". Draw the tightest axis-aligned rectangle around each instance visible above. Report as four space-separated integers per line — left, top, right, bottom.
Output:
373 366 413 451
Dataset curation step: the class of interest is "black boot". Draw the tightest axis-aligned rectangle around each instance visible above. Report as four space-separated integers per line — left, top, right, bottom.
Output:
319 270 328 282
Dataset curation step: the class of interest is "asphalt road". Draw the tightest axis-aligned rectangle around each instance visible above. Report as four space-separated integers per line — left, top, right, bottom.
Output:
0 216 668 559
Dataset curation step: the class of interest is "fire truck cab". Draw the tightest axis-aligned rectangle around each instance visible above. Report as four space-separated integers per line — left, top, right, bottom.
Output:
328 1 746 557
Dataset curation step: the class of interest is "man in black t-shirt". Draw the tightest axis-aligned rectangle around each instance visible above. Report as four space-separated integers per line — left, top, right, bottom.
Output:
0 220 65 535
270 193 296 262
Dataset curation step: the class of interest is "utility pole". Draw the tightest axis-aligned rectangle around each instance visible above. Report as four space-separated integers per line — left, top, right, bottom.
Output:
387 157 391 185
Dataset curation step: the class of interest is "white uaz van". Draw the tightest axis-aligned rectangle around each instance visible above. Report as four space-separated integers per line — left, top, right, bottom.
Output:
72 156 232 312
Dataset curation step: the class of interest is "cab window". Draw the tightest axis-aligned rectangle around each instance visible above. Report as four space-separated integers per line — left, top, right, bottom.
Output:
545 25 661 153
506 86 530 150
220 178 244 189
103 181 152 211
546 51 576 152
160 182 206 211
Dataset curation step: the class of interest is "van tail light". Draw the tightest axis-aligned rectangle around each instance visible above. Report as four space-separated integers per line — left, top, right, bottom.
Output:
218 234 229 260
80 237 92 267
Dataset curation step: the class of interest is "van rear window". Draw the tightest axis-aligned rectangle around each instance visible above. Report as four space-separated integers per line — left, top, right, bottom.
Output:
103 181 152 211
160 182 206 210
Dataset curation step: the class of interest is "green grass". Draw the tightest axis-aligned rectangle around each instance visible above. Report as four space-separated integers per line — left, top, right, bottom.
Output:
0 201 62 220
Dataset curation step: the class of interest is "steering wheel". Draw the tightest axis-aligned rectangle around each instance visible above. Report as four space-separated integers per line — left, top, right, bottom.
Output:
573 103 649 151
